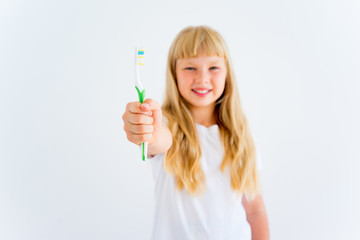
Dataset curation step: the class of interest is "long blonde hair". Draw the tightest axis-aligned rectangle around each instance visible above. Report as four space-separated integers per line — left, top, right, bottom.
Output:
162 26 261 201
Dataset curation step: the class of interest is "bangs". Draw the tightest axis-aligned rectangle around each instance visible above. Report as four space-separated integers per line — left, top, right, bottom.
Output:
172 26 227 59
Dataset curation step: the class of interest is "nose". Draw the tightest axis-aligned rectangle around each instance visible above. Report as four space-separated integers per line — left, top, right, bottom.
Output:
195 68 210 83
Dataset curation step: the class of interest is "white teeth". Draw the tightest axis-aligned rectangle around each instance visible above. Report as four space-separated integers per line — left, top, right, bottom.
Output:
194 90 209 94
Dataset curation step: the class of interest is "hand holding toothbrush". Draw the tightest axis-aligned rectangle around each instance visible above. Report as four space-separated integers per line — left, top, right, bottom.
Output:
122 99 165 159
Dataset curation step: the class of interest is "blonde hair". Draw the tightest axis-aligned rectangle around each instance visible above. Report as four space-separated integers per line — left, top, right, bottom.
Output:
162 26 261 201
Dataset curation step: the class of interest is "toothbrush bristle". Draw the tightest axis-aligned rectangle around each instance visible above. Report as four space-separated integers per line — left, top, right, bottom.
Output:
137 49 145 65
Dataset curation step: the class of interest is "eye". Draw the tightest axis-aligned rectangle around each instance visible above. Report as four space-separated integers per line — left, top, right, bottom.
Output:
185 67 196 70
209 66 219 70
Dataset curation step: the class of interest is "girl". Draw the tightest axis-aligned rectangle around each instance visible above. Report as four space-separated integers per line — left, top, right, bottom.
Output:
122 26 269 240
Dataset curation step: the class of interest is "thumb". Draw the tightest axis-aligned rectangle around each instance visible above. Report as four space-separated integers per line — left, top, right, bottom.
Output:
143 98 162 129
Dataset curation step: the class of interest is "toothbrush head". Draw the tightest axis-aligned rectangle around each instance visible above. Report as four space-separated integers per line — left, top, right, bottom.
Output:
135 46 145 91
137 47 145 65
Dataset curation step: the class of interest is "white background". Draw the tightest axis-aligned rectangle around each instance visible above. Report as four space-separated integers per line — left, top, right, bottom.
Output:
1 0 359 239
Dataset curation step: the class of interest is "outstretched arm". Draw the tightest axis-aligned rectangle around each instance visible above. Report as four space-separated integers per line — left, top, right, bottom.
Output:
242 194 270 240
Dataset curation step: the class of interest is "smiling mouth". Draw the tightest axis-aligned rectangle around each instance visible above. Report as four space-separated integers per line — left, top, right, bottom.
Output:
191 89 212 96
192 89 211 94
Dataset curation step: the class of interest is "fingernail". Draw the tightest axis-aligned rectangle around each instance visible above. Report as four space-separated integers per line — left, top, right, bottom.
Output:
142 103 150 109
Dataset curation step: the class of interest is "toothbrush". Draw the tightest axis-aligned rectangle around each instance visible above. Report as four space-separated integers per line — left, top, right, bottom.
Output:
135 46 147 161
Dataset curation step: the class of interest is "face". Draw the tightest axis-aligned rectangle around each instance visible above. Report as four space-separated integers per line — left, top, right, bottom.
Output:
176 53 227 113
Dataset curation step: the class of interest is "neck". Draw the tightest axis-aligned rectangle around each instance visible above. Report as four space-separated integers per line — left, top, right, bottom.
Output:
190 105 217 128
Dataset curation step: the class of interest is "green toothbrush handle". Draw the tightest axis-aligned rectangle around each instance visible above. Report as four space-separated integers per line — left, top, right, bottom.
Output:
135 86 147 161
135 86 145 104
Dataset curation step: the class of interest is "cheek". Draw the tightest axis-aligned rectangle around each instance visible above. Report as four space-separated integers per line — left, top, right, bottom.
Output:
176 73 190 96
214 73 227 91
177 73 191 89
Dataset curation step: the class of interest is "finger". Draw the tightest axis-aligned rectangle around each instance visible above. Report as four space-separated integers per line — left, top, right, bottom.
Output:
129 133 153 144
143 98 161 112
130 124 154 134
140 103 151 113
127 114 153 125
126 101 140 113
126 101 152 116
143 98 162 130
152 108 162 130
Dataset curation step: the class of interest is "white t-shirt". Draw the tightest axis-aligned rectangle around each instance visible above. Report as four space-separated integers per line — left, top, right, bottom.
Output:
149 123 262 240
